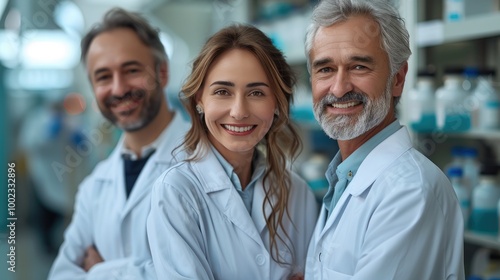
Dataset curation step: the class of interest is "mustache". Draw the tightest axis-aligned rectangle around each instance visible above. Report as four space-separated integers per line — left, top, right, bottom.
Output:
317 92 367 107
105 89 146 107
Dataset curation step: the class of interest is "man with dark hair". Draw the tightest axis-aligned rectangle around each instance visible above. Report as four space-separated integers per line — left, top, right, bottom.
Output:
49 8 189 279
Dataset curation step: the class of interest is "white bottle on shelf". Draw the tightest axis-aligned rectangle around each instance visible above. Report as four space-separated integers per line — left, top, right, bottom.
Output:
462 66 479 93
462 147 481 192
444 146 465 176
469 165 500 235
473 69 500 130
447 167 470 225
435 67 471 132
444 0 465 22
408 70 436 133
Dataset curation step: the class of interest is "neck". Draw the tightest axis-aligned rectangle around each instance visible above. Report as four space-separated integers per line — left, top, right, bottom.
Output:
338 114 396 161
124 98 173 158
226 149 254 191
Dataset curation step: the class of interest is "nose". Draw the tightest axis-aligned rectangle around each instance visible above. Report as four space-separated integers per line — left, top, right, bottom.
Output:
329 69 354 97
110 73 130 97
230 96 249 120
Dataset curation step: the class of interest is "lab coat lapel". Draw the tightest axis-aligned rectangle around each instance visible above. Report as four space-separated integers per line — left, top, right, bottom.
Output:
194 147 265 247
93 139 127 211
122 114 187 217
121 158 168 217
318 127 413 240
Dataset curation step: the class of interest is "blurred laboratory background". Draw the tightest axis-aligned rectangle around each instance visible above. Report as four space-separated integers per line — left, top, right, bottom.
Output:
1 0 500 279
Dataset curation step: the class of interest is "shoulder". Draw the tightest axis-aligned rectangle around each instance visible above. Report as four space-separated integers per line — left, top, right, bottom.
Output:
156 161 193 184
152 161 202 199
372 148 455 210
386 148 448 186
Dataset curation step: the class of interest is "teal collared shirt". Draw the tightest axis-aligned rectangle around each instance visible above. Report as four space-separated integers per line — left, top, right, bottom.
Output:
210 145 265 214
323 120 402 218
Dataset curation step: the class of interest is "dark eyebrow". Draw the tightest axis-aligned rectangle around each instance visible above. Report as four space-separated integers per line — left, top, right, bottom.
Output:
209 81 269 88
247 82 269 88
93 61 142 77
210 81 234 87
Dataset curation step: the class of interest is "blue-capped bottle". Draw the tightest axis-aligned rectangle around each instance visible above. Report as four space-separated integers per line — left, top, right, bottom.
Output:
469 165 500 235
447 167 470 226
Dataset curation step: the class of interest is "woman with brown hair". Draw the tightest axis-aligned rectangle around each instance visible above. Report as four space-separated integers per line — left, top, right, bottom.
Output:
147 24 318 280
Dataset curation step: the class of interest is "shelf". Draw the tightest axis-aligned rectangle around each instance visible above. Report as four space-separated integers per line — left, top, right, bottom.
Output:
442 129 500 140
413 129 500 140
416 12 500 47
465 231 500 251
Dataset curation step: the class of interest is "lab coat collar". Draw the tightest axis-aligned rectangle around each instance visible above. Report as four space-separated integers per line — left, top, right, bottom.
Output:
347 126 412 196
193 146 268 247
319 126 413 237
92 112 187 181
91 112 188 215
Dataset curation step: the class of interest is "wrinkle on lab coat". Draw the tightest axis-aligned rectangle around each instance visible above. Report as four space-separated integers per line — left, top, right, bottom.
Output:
305 127 465 280
49 113 189 280
147 146 319 280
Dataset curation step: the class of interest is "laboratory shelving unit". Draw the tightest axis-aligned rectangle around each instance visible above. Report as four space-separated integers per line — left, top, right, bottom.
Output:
406 0 500 276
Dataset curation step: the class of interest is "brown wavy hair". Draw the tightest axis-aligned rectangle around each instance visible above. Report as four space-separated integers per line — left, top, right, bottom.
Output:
179 24 302 264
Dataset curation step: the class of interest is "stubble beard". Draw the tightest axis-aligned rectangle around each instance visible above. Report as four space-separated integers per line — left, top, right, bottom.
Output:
100 83 163 132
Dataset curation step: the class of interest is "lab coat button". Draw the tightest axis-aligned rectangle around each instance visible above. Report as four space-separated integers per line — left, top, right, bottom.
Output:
256 254 266 266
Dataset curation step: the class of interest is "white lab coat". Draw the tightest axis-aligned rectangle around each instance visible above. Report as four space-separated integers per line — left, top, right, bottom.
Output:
49 113 189 280
147 146 319 280
305 127 465 280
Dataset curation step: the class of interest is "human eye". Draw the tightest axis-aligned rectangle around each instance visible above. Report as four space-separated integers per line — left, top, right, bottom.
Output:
249 90 264 97
318 67 333 73
125 67 141 75
214 89 229 96
353 65 367 70
94 74 111 83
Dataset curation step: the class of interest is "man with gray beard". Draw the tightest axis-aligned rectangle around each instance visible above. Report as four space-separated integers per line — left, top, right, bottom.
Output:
304 0 465 279
49 8 189 280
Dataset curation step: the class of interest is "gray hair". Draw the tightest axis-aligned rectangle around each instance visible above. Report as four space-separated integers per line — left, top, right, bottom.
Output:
305 0 411 77
81 8 167 67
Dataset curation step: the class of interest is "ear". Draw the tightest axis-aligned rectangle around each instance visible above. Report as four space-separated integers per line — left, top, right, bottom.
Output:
159 61 169 87
194 89 203 106
392 61 408 98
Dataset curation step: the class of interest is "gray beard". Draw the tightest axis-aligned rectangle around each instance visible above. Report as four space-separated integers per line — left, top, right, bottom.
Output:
313 79 392 140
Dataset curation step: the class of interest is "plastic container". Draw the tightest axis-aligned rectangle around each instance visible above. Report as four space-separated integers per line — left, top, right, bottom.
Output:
469 69 500 130
408 70 436 133
448 167 470 225
444 0 499 22
444 146 465 176
469 165 500 235
436 67 471 132
444 0 465 22
462 147 481 192
462 66 479 93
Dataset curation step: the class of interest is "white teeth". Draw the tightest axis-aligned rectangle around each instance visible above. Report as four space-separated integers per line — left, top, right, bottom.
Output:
224 125 254 132
331 101 360 109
